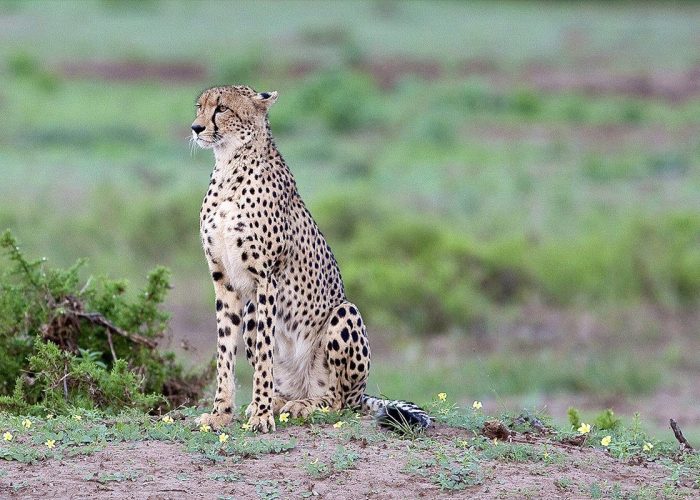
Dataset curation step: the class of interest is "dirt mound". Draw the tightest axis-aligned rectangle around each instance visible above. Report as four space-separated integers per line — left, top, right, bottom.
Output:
0 421 691 499
59 60 207 83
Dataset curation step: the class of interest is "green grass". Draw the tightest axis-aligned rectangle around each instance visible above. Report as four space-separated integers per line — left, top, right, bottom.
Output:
1 0 699 437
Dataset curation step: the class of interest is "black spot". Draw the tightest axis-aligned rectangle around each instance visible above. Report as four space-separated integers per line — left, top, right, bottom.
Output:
247 319 255 331
212 271 223 281
330 317 339 326
349 306 357 315
340 328 350 342
331 339 340 351
216 300 223 311
337 307 346 318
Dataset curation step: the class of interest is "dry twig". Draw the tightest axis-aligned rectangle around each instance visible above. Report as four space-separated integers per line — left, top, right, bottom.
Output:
670 419 695 451
71 311 157 349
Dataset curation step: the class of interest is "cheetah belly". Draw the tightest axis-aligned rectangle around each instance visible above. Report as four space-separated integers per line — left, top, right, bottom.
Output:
273 311 328 400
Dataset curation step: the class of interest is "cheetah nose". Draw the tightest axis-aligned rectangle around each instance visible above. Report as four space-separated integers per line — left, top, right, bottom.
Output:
191 124 205 134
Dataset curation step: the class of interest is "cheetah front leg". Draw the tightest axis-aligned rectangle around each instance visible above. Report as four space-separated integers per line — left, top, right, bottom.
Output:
196 277 243 430
245 277 278 433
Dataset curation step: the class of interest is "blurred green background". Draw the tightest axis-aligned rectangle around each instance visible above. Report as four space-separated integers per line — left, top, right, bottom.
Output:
1 0 698 438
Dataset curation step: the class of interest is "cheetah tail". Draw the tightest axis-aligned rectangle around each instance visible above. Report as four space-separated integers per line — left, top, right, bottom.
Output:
361 394 432 431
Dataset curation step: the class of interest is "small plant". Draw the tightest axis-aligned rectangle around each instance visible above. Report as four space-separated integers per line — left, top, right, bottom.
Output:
254 479 281 500
567 407 582 429
209 472 242 483
87 470 140 484
594 409 621 431
554 477 572 491
331 445 359 471
304 455 331 478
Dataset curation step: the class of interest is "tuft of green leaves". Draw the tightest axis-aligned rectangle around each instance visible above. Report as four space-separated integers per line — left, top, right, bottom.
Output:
567 407 581 429
0 230 205 415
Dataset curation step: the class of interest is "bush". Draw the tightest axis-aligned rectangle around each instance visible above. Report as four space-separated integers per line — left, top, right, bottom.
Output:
312 192 530 334
0 230 207 415
296 69 382 132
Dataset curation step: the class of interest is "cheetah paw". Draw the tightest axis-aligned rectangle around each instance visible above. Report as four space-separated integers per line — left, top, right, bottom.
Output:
272 396 288 413
195 412 233 431
247 412 276 433
245 401 258 419
280 400 315 419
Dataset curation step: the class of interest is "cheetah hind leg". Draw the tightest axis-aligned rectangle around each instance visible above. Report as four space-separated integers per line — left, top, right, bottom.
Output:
280 302 370 419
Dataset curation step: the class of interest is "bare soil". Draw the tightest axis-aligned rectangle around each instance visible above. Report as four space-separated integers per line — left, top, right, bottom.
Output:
0 421 691 499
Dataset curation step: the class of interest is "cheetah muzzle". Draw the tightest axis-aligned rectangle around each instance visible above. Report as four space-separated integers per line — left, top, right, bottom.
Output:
191 85 431 433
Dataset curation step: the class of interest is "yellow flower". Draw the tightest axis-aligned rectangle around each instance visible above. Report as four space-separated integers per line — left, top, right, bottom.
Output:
600 435 612 447
472 401 483 410
3 432 12 442
219 433 229 443
21 418 32 429
643 442 654 452
241 422 251 431
577 423 591 435
437 392 447 402
279 412 290 423
458 439 469 448
543 451 549 459
72 415 82 421
333 421 345 429
199 424 211 433
319 406 330 414
46 414 54 420
161 415 174 424
45 439 56 449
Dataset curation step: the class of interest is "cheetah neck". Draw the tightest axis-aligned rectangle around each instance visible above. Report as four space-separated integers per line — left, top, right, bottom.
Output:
209 133 297 200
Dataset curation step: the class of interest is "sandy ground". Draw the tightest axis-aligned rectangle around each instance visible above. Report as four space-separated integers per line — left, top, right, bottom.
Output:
0 422 692 499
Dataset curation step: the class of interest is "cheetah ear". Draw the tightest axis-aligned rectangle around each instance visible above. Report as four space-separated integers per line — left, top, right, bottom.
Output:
252 91 278 108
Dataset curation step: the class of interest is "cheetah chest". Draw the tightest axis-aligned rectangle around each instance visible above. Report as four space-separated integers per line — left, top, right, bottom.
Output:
201 200 257 297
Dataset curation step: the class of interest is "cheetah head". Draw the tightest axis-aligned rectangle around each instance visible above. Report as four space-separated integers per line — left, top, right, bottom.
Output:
191 85 277 151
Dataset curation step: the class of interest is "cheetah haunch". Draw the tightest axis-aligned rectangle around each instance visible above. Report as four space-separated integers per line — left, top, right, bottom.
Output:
191 85 430 433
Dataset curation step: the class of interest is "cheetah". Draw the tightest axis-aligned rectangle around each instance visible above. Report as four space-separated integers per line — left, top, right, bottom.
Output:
192 85 430 433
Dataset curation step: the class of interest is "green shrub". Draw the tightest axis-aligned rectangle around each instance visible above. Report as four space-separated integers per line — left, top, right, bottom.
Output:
312 192 530 333
567 407 581 429
594 409 621 431
0 230 206 415
296 69 382 131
